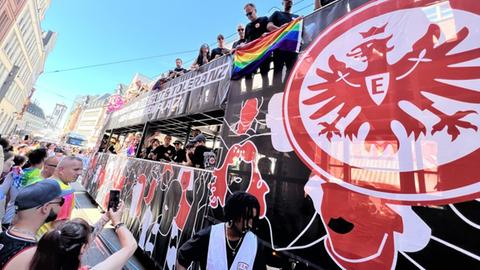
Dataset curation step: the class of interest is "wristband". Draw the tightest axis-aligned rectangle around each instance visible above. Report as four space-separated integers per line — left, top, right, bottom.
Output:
114 222 125 231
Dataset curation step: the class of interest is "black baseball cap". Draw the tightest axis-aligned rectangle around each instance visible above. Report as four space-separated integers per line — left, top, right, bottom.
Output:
15 179 73 211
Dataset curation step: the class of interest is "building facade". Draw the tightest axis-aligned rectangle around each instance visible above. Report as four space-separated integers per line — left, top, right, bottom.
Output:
0 0 55 135
45 103 67 129
67 94 111 147
20 101 46 135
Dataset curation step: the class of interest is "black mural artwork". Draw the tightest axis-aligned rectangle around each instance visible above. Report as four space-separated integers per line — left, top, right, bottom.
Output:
85 0 480 269
83 155 211 269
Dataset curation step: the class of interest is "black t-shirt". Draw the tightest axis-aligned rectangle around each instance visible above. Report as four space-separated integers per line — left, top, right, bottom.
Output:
177 226 266 270
173 148 186 163
174 67 188 73
210 47 230 60
169 67 188 79
153 145 176 162
0 231 36 268
145 146 156 160
195 54 210 67
245 16 269 43
268 11 299 27
191 145 210 169
233 38 246 49
145 146 153 156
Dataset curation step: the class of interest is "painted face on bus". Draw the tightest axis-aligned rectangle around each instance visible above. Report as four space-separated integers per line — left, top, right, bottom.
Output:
305 175 431 270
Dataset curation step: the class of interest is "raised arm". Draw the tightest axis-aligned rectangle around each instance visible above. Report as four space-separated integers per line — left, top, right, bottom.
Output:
91 203 137 270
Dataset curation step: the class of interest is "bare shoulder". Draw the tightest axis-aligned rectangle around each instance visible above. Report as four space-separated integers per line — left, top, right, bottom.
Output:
4 246 37 270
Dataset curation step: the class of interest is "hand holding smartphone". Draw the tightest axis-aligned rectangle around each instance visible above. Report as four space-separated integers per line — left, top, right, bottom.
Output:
108 189 120 212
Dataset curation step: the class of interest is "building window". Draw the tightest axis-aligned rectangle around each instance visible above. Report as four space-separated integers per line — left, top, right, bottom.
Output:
0 10 11 34
17 11 31 37
0 65 8 89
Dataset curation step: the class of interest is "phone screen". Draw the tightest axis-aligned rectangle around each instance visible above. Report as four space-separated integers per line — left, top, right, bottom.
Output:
108 190 120 211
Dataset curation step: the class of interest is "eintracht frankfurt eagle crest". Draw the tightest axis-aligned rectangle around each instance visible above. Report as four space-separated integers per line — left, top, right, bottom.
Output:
283 0 480 204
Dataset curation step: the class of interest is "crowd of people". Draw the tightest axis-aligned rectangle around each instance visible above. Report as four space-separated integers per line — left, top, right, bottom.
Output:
105 128 216 170
0 135 137 269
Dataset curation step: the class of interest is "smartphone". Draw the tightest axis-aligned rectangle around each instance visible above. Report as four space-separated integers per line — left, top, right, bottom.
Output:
108 189 120 211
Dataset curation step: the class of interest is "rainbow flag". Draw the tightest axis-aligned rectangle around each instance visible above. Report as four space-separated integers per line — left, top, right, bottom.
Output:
232 18 302 80
21 167 42 187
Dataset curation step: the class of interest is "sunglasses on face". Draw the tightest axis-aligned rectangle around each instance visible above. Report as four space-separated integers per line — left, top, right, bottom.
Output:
245 12 253 17
46 163 57 168
48 197 65 207
237 28 244 32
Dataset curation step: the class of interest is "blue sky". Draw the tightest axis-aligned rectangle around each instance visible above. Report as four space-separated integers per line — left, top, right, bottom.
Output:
34 0 315 120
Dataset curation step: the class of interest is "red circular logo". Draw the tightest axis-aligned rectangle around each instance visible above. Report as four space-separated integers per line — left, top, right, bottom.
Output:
283 0 480 204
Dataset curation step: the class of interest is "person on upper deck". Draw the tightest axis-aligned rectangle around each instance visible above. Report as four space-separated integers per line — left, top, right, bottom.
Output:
146 138 160 160
267 0 299 84
244 3 271 90
153 135 176 162
172 140 187 164
168 58 188 79
211 34 231 60
232 24 246 49
184 142 195 167
191 129 201 139
190 134 211 169
244 3 269 43
191 44 210 70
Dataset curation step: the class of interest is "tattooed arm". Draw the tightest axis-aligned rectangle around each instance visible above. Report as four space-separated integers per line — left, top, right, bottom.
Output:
91 212 110 239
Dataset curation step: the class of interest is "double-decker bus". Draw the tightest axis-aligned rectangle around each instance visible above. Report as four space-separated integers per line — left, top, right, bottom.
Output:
83 1 480 269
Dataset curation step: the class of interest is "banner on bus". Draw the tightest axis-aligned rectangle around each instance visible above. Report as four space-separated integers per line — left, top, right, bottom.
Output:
106 56 231 130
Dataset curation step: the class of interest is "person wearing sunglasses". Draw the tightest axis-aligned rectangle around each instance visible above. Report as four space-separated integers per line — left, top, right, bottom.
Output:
244 3 271 90
0 179 72 269
244 3 269 43
232 24 246 49
211 34 231 60
40 156 59 179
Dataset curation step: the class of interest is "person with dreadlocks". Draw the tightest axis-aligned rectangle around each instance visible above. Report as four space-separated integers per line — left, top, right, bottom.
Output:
176 191 266 270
